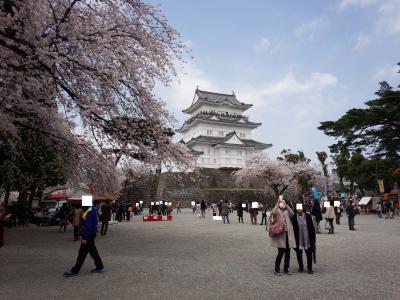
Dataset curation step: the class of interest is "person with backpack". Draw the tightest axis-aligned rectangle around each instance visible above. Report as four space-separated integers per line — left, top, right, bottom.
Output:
64 200 104 277
268 197 295 276
292 204 316 274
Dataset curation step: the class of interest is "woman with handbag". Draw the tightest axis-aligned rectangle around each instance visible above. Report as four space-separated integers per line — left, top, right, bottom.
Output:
268 197 295 276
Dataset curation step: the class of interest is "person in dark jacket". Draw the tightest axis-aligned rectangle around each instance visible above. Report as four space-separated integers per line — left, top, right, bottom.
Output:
217 200 223 216
292 205 316 274
116 203 124 222
58 203 70 233
100 202 112 236
311 200 323 233
64 203 104 277
200 199 207 218
260 203 268 225
237 201 244 223
335 204 342 224
346 201 356 230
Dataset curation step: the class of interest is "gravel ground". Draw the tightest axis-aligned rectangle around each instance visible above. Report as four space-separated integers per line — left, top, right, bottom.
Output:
1 209 399 300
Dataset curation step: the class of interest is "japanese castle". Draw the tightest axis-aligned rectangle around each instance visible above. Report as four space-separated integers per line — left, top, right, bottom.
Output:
178 88 272 168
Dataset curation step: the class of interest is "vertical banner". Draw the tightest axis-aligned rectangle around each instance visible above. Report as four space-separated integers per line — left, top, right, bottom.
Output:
378 179 384 194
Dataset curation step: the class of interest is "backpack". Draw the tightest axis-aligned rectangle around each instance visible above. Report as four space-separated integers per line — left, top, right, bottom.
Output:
267 212 285 238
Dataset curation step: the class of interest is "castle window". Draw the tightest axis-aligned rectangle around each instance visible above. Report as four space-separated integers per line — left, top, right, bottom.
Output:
207 149 211 154
240 132 246 138
237 150 242 155
207 130 213 135
214 159 216 164
225 149 231 154
219 131 224 136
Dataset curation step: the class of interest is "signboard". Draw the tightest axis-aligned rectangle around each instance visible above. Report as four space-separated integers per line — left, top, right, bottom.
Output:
334 201 340 207
140 201 143 204
31 199 39 209
191 201 195 206
251 202 259 209
213 216 222 221
150 202 154 205
296 203 303 210
324 201 330 208
155 201 159 205
242 203 246 208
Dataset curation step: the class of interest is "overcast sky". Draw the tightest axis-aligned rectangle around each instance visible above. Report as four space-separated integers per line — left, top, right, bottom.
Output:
155 0 400 162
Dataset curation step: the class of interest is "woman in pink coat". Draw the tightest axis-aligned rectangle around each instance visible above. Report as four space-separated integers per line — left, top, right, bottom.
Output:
270 198 296 275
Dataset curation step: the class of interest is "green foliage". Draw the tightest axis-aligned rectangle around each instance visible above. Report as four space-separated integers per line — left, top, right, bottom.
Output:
319 64 400 194
0 124 69 199
319 74 400 160
278 149 311 164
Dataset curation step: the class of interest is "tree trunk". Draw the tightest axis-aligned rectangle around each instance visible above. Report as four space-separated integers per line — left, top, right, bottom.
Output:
3 185 11 207
149 164 162 201
350 181 354 194
17 189 28 203
339 175 344 192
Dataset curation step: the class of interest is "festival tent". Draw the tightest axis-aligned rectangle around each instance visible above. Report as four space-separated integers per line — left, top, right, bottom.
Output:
67 189 113 204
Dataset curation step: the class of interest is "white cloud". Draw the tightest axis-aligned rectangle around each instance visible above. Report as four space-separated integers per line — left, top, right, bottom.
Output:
157 61 217 124
255 37 271 52
339 0 400 37
160 61 340 160
236 72 339 158
295 17 328 42
352 33 370 51
338 0 381 10
376 1 400 36
374 64 400 80
239 72 337 106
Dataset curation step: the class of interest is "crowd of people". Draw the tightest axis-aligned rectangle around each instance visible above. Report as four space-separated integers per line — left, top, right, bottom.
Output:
1 194 399 278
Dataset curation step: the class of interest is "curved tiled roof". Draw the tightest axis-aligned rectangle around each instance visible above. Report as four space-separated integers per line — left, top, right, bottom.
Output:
184 131 272 150
177 111 261 132
182 89 252 113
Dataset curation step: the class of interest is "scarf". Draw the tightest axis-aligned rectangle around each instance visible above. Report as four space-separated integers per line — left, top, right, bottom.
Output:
298 214 310 250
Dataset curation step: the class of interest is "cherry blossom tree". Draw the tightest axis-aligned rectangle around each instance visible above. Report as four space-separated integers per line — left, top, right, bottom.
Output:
234 153 319 199
0 0 193 168
0 0 195 201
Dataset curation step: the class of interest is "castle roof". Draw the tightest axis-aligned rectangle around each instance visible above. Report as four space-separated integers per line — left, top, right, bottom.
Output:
185 131 272 150
177 111 261 133
182 88 252 114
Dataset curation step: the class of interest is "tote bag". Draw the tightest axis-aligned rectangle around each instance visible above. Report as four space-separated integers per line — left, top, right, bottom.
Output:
268 212 285 238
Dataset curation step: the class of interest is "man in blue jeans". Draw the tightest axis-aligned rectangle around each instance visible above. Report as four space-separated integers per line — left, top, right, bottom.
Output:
64 203 104 277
